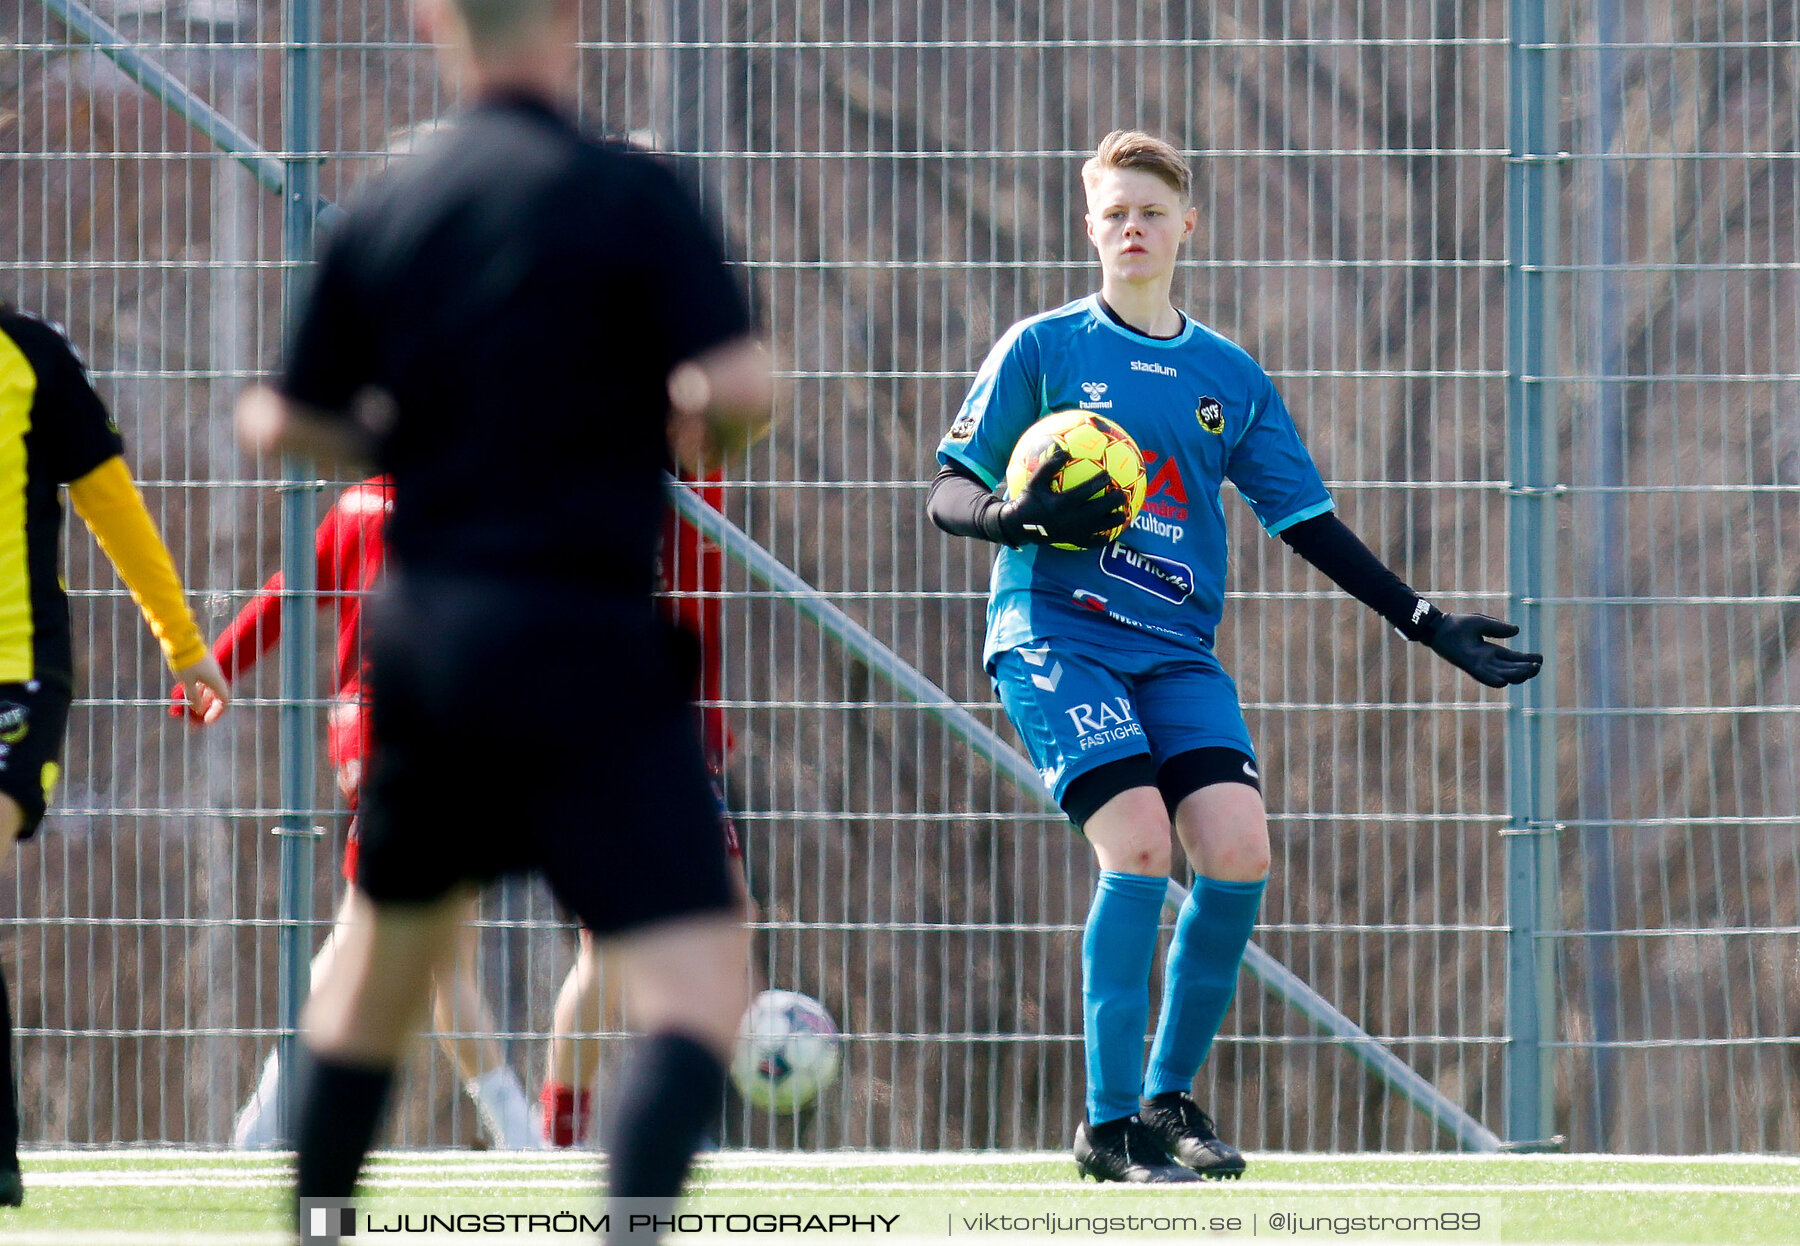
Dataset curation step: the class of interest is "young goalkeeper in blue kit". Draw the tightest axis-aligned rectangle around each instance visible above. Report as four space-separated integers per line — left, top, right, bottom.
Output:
927 131 1542 1183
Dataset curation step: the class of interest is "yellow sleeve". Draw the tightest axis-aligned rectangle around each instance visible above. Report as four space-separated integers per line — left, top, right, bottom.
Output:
67 456 208 672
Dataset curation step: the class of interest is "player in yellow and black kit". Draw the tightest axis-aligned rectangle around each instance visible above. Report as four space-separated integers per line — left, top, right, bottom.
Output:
0 303 231 1206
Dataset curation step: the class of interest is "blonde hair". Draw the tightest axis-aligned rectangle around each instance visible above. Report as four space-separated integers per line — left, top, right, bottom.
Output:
1081 130 1192 202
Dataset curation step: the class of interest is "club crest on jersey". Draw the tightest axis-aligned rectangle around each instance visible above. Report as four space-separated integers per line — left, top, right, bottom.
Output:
1079 381 1113 409
1099 543 1195 605
946 408 980 442
1196 397 1225 435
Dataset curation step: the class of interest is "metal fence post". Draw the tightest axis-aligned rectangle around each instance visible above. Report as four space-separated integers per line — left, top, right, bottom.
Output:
1505 0 1563 1148
274 0 323 1145
1577 0 1626 1151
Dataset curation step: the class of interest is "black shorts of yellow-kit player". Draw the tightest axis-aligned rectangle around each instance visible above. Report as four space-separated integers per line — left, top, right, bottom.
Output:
0 680 70 839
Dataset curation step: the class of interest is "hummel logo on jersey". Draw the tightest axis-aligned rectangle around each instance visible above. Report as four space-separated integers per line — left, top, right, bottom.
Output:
1031 661 1065 693
1079 381 1113 409
1196 397 1225 434
1130 360 1177 377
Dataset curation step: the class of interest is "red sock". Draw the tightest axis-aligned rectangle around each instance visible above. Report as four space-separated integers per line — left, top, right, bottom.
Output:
540 1083 592 1148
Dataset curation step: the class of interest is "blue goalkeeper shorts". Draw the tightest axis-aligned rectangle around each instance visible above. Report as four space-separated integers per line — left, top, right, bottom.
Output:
990 637 1255 812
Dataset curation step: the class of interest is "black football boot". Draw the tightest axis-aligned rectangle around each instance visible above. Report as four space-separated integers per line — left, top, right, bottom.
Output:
1073 1116 1204 1183
1138 1091 1247 1179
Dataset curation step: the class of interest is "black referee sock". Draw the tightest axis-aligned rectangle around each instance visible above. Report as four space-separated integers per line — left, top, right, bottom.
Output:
603 1032 725 1232
294 1050 394 1203
0 966 17 1171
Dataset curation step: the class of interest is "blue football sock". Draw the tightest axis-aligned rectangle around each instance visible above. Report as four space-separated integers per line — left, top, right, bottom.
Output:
1143 875 1266 1099
1081 871 1168 1124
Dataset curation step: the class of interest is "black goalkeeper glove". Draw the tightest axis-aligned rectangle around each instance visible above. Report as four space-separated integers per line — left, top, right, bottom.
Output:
996 448 1129 548
1420 611 1544 688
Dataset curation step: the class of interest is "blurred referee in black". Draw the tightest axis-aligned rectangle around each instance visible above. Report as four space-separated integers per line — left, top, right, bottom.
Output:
235 0 770 1239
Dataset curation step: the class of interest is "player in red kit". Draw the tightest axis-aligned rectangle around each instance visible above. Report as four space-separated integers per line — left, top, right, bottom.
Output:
664 472 732 770
186 478 385 805
175 478 541 1149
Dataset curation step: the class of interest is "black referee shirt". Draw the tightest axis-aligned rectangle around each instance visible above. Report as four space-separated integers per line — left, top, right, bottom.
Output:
281 94 752 592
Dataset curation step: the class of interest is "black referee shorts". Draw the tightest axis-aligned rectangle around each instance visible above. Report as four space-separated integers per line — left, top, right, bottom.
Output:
0 679 70 841
354 574 736 935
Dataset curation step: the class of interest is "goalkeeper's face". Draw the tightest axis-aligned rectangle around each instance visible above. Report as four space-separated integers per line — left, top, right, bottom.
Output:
1085 168 1195 289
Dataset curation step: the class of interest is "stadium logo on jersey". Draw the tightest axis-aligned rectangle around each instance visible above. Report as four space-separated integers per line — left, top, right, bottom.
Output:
0 703 28 745
1130 359 1178 377
1099 544 1195 605
1065 697 1143 751
1079 381 1113 409
946 407 980 443
1196 396 1225 434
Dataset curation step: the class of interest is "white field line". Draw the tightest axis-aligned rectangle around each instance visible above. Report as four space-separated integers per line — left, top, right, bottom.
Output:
0 1238 1718 1246
22 1168 1800 1197
24 1147 1800 1169
19 1172 590 1190
0 1241 1700 1246
0 1236 285 1245
701 1150 1800 1170
0 1240 964 1246
691 1179 1800 1196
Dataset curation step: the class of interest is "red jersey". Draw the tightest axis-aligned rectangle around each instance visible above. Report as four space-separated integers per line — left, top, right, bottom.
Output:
211 478 392 699
659 469 731 764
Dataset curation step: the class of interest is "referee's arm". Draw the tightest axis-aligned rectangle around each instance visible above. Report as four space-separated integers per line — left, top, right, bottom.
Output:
666 335 772 470
236 384 386 471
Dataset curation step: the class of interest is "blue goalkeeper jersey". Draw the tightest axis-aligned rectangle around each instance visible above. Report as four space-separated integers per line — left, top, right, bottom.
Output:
937 295 1334 665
